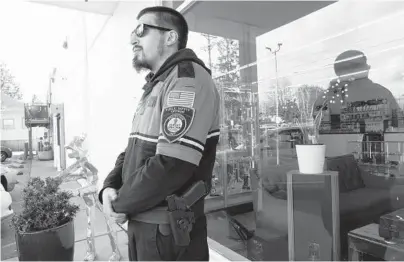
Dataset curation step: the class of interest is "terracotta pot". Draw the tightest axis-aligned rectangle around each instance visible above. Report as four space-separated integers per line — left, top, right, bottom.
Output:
15 220 75 261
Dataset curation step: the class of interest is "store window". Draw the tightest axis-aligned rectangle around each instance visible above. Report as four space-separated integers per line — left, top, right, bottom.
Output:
184 0 404 261
189 33 255 203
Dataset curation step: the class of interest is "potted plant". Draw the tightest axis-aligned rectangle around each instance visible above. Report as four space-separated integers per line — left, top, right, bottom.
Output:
294 85 328 174
11 177 79 261
38 140 54 161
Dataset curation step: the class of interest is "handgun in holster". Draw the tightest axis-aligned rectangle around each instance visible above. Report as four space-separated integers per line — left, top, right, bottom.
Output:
166 180 208 246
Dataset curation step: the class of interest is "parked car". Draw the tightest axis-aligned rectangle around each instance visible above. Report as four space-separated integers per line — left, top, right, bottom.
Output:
1 183 13 221
1 146 12 162
1 166 18 221
1 166 19 192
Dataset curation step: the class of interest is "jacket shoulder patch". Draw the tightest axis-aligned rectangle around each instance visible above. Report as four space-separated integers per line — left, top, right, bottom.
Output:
162 106 195 143
178 61 195 78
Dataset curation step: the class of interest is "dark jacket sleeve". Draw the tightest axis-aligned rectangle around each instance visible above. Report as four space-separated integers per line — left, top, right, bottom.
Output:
111 154 196 215
98 151 125 204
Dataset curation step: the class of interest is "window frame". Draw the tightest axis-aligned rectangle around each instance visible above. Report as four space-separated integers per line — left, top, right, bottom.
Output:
2 118 15 130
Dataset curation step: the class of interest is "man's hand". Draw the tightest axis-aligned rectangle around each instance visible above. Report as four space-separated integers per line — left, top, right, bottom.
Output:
102 188 127 224
110 211 128 224
102 188 116 217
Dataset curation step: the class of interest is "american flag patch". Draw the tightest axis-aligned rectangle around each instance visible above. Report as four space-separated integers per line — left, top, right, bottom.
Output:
167 91 195 107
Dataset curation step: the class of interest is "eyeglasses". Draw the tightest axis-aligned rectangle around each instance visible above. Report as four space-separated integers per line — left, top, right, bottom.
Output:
131 23 172 39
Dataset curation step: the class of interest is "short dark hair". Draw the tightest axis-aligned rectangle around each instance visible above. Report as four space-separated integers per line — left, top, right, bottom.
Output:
334 50 368 75
137 6 189 50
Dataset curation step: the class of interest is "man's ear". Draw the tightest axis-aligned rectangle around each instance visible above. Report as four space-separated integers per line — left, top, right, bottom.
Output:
166 31 178 47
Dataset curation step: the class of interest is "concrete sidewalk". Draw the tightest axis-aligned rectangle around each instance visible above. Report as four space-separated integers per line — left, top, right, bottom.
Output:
4 159 247 261
2 159 129 261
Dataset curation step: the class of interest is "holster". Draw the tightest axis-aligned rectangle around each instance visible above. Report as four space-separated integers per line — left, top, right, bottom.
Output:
166 181 207 247
167 210 195 246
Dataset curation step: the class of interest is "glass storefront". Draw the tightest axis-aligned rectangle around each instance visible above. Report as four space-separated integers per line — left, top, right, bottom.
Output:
183 1 404 260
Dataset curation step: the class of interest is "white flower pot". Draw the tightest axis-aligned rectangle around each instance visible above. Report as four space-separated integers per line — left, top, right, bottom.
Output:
295 144 326 174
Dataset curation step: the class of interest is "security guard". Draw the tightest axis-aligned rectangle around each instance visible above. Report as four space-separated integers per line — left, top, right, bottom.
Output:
98 6 220 261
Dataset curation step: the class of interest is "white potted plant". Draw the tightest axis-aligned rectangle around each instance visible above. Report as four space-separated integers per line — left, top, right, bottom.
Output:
294 85 328 174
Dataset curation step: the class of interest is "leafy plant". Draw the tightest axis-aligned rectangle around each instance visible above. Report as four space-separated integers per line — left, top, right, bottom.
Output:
1 62 23 100
11 177 79 233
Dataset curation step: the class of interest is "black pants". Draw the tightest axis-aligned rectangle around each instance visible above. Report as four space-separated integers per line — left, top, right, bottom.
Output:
127 216 209 261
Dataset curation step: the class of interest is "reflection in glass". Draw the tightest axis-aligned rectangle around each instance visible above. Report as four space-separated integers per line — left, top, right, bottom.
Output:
186 1 404 261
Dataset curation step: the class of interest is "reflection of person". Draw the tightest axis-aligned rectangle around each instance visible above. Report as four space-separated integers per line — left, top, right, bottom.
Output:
39 137 44 151
98 6 220 261
317 50 400 131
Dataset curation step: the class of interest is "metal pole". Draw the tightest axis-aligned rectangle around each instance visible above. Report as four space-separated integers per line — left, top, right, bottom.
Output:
221 85 228 207
274 52 280 166
266 43 282 166
83 13 90 137
28 126 33 159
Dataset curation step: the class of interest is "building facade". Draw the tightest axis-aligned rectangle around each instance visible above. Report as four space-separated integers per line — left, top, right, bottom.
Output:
1 92 45 151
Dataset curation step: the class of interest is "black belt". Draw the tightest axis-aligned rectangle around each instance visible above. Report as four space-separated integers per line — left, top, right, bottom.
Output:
130 206 170 224
130 200 204 224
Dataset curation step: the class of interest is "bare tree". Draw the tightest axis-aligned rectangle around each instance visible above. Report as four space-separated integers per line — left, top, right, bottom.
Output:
216 38 240 86
0 63 23 100
200 33 218 70
264 78 299 122
295 85 322 123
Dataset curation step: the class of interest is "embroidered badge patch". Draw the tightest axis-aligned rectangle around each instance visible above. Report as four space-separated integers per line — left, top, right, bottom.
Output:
162 106 195 142
167 91 195 107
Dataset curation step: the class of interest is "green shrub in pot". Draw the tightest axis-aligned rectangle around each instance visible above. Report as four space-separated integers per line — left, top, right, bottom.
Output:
12 177 79 261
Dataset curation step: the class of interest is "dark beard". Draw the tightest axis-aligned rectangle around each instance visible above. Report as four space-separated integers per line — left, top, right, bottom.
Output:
132 56 151 73
132 39 164 73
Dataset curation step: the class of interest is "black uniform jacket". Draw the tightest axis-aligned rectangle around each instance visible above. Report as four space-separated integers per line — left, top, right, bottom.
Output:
98 49 220 217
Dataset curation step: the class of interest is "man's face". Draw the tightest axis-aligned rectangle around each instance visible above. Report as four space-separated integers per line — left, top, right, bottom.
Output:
131 13 165 73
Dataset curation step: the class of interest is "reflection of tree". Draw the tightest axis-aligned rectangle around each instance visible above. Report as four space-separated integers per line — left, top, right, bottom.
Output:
266 99 299 123
200 34 242 125
1 63 23 100
200 34 240 86
216 38 240 85
200 33 218 70
264 78 299 122
218 84 250 124
206 35 241 126
295 85 323 123
269 78 293 107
